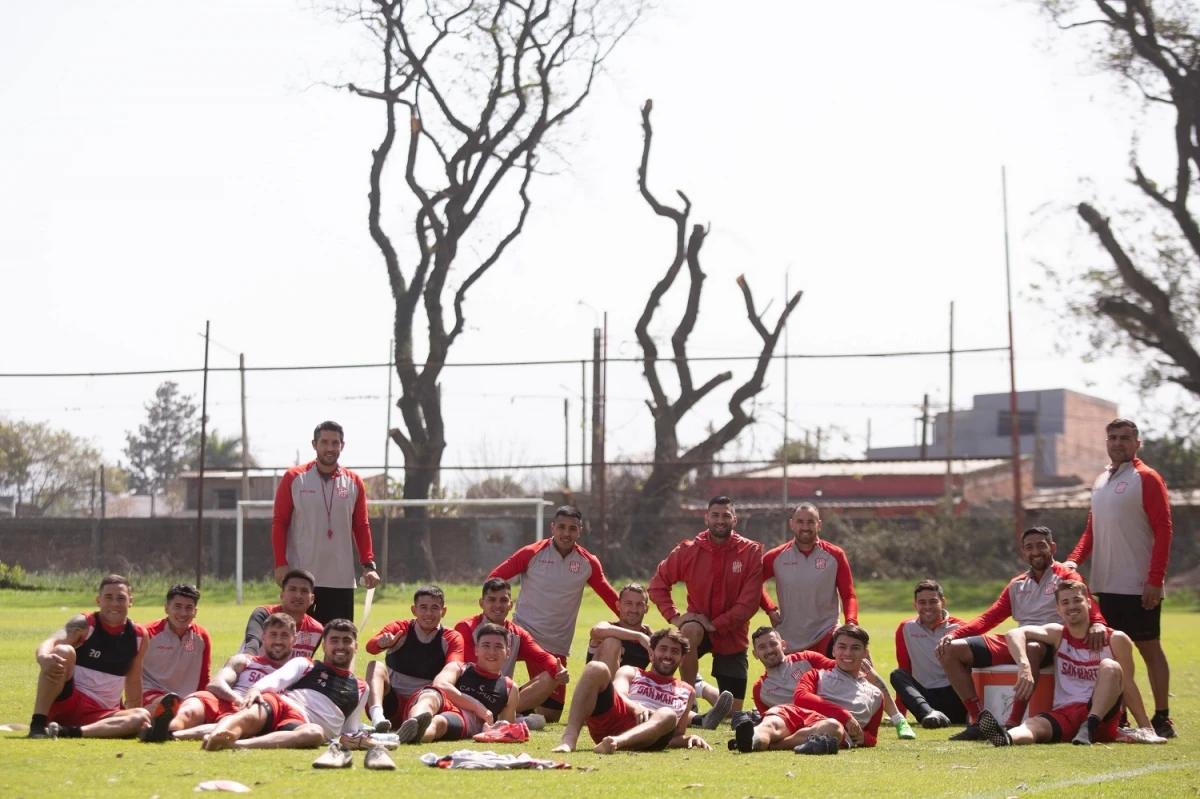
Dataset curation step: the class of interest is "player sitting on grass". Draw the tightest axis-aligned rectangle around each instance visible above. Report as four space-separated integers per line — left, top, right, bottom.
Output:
201 619 367 751
138 583 211 740
363 585 464 734
27 574 152 741
979 579 1163 747
398 622 520 744
890 579 967 729
732 623 882 754
454 578 568 716
239 568 324 659
166 612 296 740
551 628 711 755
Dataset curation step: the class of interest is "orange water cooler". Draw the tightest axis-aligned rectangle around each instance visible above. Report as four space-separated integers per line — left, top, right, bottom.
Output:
971 666 1055 721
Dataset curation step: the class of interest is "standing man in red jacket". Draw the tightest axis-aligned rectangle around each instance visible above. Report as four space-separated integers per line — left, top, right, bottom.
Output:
1064 418 1176 738
649 495 764 713
272 421 379 626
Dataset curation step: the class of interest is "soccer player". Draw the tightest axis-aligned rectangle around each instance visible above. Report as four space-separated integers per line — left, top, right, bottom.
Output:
488 505 618 721
363 585 464 734
202 619 367 751
978 579 1159 747
936 526 1106 739
749 626 834 718
585 582 654 673
27 574 152 740
649 495 764 713
1064 418 1176 737
759 503 858 657
240 568 324 659
272 421 379 625
890 579 968 728
406 622 520 743
732 623 882 753
454 578 568 715
551 628 712 754
140 584 211 710
167 612 297 740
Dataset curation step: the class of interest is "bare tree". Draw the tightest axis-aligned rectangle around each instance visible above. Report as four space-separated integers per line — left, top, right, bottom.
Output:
343 0 642 576
626 100 803 555
1038 1 1200 401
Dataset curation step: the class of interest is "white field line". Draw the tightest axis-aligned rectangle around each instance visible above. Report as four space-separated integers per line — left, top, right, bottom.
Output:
965 760 1200 799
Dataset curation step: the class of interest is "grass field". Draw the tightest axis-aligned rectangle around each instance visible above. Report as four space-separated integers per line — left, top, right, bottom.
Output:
1 579 1198 798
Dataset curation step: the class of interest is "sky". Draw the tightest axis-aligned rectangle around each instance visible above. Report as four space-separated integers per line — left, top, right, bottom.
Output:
0 0 1183 491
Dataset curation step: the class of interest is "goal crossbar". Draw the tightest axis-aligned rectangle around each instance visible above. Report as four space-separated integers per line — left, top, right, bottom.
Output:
235 498 555 604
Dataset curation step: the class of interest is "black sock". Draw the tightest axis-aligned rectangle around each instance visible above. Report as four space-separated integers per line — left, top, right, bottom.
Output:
60 725 83 738
30 714 47 732
1155 708 1170 719
1086 714 1100 739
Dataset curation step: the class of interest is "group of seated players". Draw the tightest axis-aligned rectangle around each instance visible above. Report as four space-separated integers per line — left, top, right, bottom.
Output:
24 507 1169 767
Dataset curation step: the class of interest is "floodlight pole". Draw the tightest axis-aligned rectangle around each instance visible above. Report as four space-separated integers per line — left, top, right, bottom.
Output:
1002 166 1024 551
381 339 394 587
196 320 211 589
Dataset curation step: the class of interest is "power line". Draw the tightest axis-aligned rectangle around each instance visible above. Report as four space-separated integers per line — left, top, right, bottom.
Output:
0 346 1008 379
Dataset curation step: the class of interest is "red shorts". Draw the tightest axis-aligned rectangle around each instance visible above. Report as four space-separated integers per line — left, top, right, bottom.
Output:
526 654 568 708
584 690 638 743
386 686 449 725
1040 701 1121 743
48 685 119 727
763 704 829 736
142 689 167 708
189 690 238 724
260 692 307 732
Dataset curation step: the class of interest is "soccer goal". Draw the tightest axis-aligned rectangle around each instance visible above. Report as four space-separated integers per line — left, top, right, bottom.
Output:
235 497 555 604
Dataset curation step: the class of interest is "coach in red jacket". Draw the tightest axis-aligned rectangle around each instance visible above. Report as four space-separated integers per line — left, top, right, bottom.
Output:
649 496 765 712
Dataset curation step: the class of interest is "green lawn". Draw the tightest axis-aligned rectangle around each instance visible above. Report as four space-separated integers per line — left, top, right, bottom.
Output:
0 581 1197 798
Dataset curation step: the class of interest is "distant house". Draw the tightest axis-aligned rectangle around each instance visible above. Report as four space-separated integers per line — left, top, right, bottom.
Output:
177 469 389 518
705 457 1033 519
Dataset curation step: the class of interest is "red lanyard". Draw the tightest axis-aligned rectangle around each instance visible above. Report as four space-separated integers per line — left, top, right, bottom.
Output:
320 472 337 539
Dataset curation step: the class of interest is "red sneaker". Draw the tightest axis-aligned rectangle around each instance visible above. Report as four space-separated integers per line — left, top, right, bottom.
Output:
472 721 530 743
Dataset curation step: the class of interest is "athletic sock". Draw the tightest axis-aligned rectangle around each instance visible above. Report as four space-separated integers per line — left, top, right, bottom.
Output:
889 712 905 725
1086 714 1100 740
369 705 386 726
1155 707 1170 720
29 714 47 734
966 697 984 723
60 726 83 738
1005 699 1028 727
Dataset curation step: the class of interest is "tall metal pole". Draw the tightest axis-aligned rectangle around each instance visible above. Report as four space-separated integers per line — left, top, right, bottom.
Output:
580 360 587 492
782 271 790 528
591 328 603 548
563 398 570 490
920 394 929 459
382 339 393 587
239 353 250 507
944 303 955 517
600 312 608 558
1002 166 1025 549
196 321 211 589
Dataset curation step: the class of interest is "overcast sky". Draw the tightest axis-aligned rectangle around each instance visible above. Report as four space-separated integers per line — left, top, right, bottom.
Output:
0 0 1179 490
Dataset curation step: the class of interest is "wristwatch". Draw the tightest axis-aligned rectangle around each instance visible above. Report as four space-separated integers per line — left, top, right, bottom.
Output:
362 561 377 571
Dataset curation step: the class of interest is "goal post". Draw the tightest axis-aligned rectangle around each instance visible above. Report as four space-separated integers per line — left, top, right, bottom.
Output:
235 497 555 604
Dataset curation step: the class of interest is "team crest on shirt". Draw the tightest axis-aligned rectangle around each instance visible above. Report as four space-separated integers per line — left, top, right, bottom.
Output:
1114 481 1128 494
184 636 196 652
337 485 350 499
1043 583 1056 596
569 561 581 574
732 561 743 573
815 557 828 570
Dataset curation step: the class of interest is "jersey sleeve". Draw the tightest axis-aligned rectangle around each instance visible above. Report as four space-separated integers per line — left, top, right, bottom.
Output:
862 701 884 747
950 583 1014 639
582 549 621 615
759 546 780 613
894 622 912 675
253 657 312 693
1139 466 1173 587
793 670 850 723
711 543 765 635
270 469 298 568
454 620 476 664
350 472 374 564
365 620 410 656
444 629 466 663
797 650 837 670
830 545 858 623
517 625 559 675
648 543 686 623
1068 511 1093 566
239 606 271 655
759 586 778 614
488 543 540 581
198 628 213 692
752 674 768 714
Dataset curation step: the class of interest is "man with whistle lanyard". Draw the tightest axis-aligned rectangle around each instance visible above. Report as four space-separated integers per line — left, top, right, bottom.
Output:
272 421 379 626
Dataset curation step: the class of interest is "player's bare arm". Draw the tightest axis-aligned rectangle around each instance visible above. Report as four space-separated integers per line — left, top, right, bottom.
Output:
668 688 712 750
432 662 492 723
499 678 519 723
1110 631 1153 728
1005 624 1064 701
589 622 652 654
36 614 89 676
125 634 149 710
206 655 249 705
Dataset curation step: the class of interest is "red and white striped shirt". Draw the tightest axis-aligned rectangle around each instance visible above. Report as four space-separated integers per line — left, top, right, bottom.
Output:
141 618 212 697
625 669 693 721
1053 627 1113 708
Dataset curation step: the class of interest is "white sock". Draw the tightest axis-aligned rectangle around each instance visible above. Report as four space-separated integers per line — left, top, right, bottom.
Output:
369 705 385 725
890 712 905 725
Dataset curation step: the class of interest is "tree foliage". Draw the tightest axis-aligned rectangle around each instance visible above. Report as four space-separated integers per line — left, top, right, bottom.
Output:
0 420 102 516
186 429 254 470
124 381 198 500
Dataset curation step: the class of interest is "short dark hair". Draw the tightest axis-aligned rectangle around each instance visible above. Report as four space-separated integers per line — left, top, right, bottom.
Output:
481 577 511 596
264 612 297 634
1022 526 1054 544
322 618 357 640
414 585 445 605
707 495 733 509
913 580 943 599
751 626 779 644
651 627 691 655
792 502 820 517
476 622 510 644
831 623 870 648
618 582 648 601
99 574 130 593
167 583 200 605
554 505 583 522
312 421 345 442
1105 418 1139 438
282 569 316 591
1055 578 1089 600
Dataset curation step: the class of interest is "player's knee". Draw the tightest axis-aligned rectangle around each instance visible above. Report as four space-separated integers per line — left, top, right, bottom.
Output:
127 708 152 730
1098 658 1122 678
679 623 705 643
651 707 676 729
366 660 383 678
581 660 612 683
596 637 622 658
296 723 325 747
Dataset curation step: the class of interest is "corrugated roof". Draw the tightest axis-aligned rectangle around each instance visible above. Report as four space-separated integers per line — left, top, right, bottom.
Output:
684 496 955 511
723 459 1010 480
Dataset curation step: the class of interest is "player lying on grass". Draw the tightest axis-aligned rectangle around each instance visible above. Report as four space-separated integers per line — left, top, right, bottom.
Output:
978 579 1163 747
937 526 1105 739
394 622 520 744
551 628 711 754
363 585 464 734
454 578 568 715
165 612 296 741
139 583 211 734
240 568 324 660
201 619 366 751
731 623 882 754
27 573 152 740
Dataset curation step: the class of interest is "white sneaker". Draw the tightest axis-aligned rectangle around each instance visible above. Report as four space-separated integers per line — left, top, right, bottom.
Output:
364 746 397 770
1114 726 1169 744
701 691 734 730
312 741 353 768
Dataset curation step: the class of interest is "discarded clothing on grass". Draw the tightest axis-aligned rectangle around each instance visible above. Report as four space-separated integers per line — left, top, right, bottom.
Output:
419 750 571 770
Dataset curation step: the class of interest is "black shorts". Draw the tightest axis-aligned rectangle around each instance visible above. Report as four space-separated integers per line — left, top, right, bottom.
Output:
1096 593 1161 642
311 586 355 627
695 632 749 679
